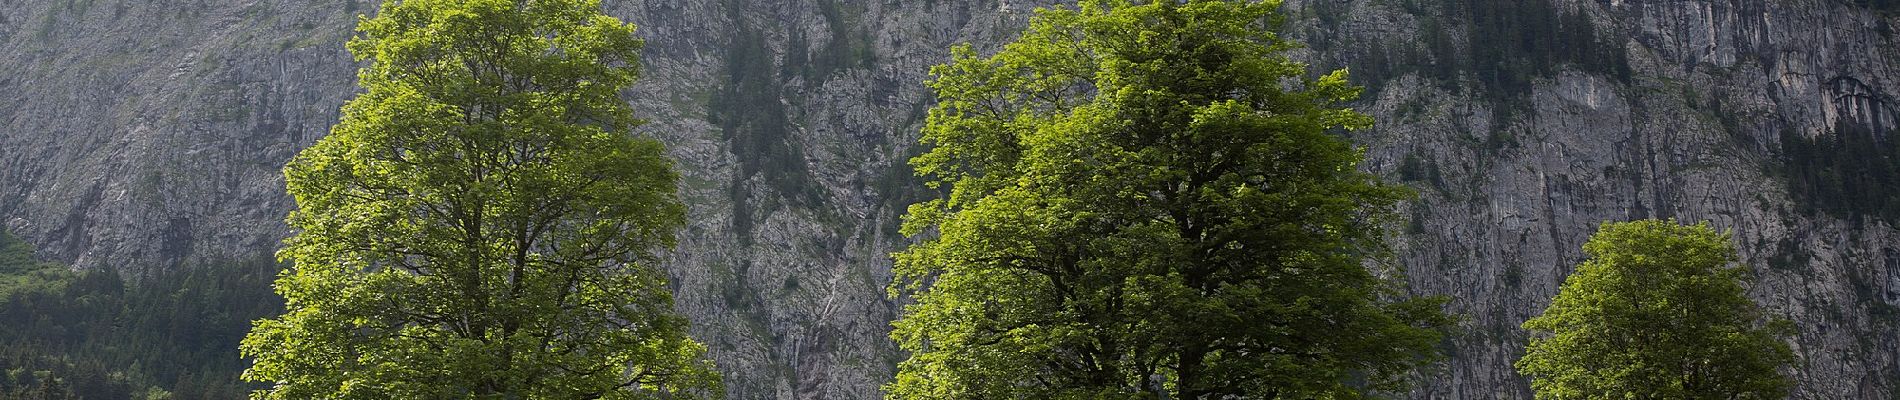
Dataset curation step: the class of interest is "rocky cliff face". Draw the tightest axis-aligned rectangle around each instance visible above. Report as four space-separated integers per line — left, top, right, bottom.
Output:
1 0 1896 398
1296 1 1900 397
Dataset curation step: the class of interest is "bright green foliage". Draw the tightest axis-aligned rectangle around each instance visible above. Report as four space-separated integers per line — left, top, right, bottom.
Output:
240 0 718 398
0 229 42 273
887 1 1453 398
0 230 69 301
1517 220 1794 400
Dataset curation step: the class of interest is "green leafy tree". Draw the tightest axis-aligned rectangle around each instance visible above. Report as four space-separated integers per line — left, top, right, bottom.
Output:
886 1 1453 398
240 0 719 398
0 229 42 273
1517 219 1795 399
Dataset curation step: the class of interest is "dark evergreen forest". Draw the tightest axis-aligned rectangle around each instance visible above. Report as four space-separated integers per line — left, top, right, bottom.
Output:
1781 122 1900 223
0 230 280 399
1319 0 1631 99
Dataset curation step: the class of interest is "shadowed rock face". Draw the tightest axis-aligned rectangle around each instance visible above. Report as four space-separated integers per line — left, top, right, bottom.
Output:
1 0 1895 398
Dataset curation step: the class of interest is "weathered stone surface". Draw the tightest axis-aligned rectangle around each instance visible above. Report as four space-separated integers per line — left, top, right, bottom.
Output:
1307 1 1900 397
1 0 1894 398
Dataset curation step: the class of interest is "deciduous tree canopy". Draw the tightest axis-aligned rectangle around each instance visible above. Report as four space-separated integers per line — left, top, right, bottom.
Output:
1518 220 1794 400
241 0 719 398
886 1 1453 398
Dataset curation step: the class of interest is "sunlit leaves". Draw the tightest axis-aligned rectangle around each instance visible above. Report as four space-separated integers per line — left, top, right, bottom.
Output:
1517 220 1794 400
241 1 718 398
887 1 1451 398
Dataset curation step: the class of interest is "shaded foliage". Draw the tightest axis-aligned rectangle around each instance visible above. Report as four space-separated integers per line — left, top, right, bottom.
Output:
0 230 281 399
1780 123 1900 223
709 24 823 235
1341 0 1630 99
1859 0 1900 13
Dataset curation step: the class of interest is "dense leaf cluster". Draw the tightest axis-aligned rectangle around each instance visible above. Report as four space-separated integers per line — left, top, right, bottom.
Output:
241 0 719 398
0 230 281 399
1781 123 1900 223
1859 0 1900 13
888 1 1453 398
1341 0 1630 98
1518 220 1794 400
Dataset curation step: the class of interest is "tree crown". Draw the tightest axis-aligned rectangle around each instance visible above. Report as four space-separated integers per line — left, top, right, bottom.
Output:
1518 219 1793 400
242 1 718 398
888 1 1451 398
